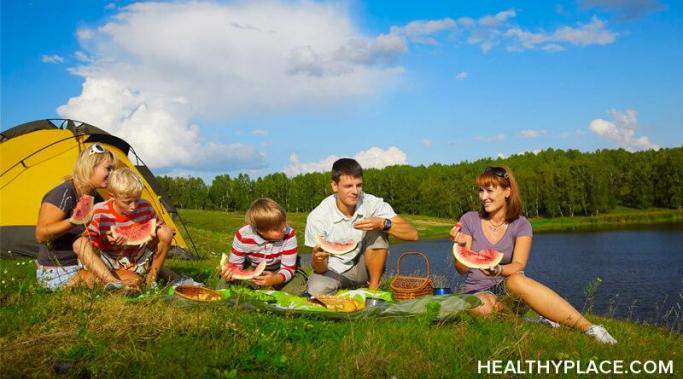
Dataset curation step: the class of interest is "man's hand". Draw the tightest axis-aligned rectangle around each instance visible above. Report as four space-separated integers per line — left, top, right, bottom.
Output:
252 271 284 287
311 245 330 273
352 217 385 231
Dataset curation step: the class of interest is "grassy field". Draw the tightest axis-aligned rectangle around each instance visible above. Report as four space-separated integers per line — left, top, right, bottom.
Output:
1 207 682 377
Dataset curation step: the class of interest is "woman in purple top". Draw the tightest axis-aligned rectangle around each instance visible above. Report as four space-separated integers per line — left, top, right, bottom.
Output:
449 166 617 344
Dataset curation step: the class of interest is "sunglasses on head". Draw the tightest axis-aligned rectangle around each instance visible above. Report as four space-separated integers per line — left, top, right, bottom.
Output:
484 166 509 179
88 143 105 156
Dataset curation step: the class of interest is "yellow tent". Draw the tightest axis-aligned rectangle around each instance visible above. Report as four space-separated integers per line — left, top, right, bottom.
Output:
0 119 196 258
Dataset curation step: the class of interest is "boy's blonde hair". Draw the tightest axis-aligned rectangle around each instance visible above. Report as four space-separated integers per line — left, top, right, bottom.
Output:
108 167 144 197
245 198 286 231
71 143 117 194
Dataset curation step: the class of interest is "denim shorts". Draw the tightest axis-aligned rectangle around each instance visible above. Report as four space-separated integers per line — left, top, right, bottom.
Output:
36 263 80 290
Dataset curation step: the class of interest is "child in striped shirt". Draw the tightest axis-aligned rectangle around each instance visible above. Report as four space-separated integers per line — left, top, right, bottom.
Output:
220 198 306 295
73 167 180 289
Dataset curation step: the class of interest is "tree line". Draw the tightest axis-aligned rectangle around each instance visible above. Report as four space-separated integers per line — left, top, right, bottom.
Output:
156 147 683 219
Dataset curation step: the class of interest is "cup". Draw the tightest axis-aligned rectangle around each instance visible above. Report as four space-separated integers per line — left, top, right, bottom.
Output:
433 288 452 296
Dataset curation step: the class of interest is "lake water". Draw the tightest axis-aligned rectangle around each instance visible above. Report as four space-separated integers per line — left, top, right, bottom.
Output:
305 223 683 329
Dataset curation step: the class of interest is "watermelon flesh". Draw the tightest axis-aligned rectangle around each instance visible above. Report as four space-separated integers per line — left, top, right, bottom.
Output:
70 195 94 225
452 244 504 269
111 219 157 246
220 254 267 280
315 236 358 255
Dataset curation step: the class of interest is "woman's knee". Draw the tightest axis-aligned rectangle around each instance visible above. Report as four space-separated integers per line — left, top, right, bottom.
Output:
157 225 174 244
504 272 527 294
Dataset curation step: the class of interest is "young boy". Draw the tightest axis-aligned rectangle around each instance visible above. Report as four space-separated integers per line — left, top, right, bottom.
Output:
221 198 306 295
73 167 180 289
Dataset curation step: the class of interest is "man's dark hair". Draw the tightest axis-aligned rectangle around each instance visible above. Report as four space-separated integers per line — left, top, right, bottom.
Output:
331 158 363 182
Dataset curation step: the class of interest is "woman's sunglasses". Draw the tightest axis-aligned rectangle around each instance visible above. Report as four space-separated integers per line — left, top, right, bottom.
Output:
484 166 509 179
88 143 105 156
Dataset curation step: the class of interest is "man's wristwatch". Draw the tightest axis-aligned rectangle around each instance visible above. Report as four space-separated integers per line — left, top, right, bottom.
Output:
382 218 392 231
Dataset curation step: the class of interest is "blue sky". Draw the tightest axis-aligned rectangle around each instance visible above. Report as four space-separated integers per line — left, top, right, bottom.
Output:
2 0 682 181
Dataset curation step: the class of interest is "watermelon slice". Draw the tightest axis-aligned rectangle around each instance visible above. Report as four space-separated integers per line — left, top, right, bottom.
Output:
315 236 358 255
111 219 157 246
220 253 267 280
70 195 94 225
452 244 504 269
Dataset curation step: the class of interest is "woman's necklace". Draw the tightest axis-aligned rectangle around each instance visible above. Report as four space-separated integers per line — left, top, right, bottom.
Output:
488 219 507 232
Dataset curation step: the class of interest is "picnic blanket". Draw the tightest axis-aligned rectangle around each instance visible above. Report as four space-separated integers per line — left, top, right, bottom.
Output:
165 286 482 321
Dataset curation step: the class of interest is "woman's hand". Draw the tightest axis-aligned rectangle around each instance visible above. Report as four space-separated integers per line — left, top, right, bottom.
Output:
252 271 284 287
449 223 466 245
480 265 503 277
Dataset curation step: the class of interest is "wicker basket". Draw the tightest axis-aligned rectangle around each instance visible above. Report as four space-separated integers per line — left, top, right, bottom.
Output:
390 252 434 300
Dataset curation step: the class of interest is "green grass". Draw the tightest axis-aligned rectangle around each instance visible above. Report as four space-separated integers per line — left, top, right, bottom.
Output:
1 208 682 377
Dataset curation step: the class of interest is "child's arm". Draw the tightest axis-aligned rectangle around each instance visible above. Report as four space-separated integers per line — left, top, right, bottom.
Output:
277 228 297 283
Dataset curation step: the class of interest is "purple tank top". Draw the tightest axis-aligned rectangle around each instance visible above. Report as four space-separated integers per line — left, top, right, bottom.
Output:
458 211 532 293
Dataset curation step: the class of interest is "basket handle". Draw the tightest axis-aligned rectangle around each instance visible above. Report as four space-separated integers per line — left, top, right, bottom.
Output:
396 252 431 277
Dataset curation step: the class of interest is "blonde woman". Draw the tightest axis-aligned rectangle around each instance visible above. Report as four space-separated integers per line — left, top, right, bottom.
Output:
450 166 617 344
35 143 117 289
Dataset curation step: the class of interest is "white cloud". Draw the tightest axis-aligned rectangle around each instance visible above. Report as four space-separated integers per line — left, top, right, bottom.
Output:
392 18 456 45
59 1 407 170
504 16 617 51
284 146 407 176
41 55 64 64
105 3 117 10
519 129 546 138
589 109 659 151
422 139 433 147
581 0 666 19
479 9 516 27
475 133 505 142
58 77 266 170
74 51 92 62
455 71 468 80
252 129 268 137
76 28 94 40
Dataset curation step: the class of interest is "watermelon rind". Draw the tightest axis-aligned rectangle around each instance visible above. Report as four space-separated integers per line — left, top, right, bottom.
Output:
452 244 504 269
315 235 358 255
223 260 267 281
70 195 94 225
111 219 157 246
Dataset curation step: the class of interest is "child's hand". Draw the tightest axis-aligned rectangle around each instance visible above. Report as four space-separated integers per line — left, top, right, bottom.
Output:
220 267 235 282
106 231 127 247
251 271 283 287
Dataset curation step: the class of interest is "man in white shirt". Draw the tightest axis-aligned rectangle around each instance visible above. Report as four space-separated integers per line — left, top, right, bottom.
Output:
305 158 418 296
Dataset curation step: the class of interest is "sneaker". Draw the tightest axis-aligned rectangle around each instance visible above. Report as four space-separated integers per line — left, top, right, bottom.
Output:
585 324 617 344
525 315 561 328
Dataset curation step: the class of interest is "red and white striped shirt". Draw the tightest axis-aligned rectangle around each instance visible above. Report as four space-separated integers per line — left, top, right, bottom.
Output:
86 198 162 259
229 224 298 283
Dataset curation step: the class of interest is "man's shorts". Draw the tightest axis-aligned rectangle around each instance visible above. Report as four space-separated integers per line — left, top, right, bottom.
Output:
307 230 389 296
36 263 79 290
